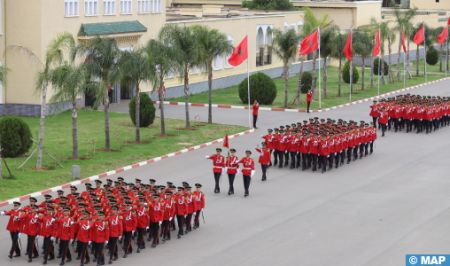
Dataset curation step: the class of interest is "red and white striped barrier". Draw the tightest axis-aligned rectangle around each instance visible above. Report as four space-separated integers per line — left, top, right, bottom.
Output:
157 77 450 114
0 128 255 208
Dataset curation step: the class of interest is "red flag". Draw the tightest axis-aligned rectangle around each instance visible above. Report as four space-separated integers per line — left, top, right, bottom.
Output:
223 133 229 148
437 27 448 44
401 31 407 53
343 31 353 61
299 30 319 56
448 17 450 26
228 36 248 67
413 25 425 45
372 31 381 57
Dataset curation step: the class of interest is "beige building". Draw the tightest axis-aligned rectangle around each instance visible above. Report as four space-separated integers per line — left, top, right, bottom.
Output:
0 0 305 115
409 0 450 11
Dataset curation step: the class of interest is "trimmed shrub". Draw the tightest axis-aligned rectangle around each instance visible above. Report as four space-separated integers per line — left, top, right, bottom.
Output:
129 93 156 127
300 72 313 94
0 117 32 158
426 46 439 66
242 0 294 10
373 57 389 76
239 72 277 105
342 61 360 84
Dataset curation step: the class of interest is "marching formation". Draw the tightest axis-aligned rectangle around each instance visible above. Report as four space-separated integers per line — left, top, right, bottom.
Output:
370 95 450 136
0 178 205 266
262 118 377 173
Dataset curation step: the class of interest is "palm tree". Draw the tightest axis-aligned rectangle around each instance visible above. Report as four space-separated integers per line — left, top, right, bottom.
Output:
146 39 173 135
79 37 120 150
192 25 232 123
353 30 373 90
319 27 336 97
10 33 75 169
159 24 199 128
272 28 301 107
393 8 416 80
117 48 152 143
49 63 86 159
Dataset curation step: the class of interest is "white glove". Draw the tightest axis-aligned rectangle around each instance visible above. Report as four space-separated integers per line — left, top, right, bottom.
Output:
222 168 227 175
88 241 92 245
159 221 162 226
205 156 209 159
251 170 255 177
236 169 241 176
169 217 173 222
105 241 108 245
50 237 55 241
146 227 149 230
0 211 5 215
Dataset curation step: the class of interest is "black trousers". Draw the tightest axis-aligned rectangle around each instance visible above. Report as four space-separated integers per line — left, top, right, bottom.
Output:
227 173 235 193
290 152 296 168
243 175 251 195
123 231 133 254
136 227 146 249
306 102 311 113
176 215 185 236
78 241 89 264
277 151 284 167
93 242 105 265
273 150 278 165
194 211 201 228
311 154 318 171
162 220 171 240
380 123 387 136
185 214 193 231
26 235 38 260
284 151 289 166
9 232 20 257
296 152 301 168
213 172 221 192
253 115 258 128
43 236 54 262
108 237 118 261
261 164 268 181
60 239 71 263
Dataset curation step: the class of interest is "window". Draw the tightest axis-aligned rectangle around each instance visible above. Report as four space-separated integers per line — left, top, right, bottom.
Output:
154 0 161 13
138 0 151 13
64 0 80 17
104 0 116 15
85 0 98 16
120 0 132 14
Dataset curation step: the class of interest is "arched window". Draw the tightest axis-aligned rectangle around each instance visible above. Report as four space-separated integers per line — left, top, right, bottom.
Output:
265 27 273 65
256 27 265 66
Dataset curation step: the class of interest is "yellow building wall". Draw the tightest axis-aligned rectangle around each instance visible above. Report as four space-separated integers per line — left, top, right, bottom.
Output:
410 0 450 10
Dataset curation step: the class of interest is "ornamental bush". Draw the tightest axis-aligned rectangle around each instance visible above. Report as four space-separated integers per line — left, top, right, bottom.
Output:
0 117 32 158
426 46 439 66
342 61 360 84
239 72 277 105
129 93 156 127
242 0 294 10
300 72 313 94
373 57 389 76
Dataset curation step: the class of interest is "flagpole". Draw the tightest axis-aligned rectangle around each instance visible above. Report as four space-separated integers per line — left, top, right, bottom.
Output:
446 25 449 76
349 28 353 103
403 44 406 89
318 28 322 109
247 48 251 128
424 26 427 82
377 27 381 97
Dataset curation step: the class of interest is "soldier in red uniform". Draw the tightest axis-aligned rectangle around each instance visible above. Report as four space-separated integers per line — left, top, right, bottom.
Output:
121 203 136 258
108 205 122 263
75 211 91 266
206 148 225 193
23 205 40 262
184 187 195 233
225 148 239 195
135 199 149 252
252 99 259 129
174 187 186 239
57 207 74 265
40 207 56 264
379 108 389 137
239 150 255 197
0 201 22 259
161 192 175 241
306 89 313 113
262 128 274 166
149 194 163 248
256 142 271 181
193 184 205 229
91 211 109 266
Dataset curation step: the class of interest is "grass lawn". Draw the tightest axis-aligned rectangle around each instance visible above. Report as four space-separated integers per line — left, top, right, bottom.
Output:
0 110 245 200
170 60 447 110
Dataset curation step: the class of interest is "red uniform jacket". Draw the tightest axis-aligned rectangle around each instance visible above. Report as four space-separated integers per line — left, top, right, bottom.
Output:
76 219 92 243
175 195 186 216
185 193 195 214
91 220 109 243
108 215 123 238
162 199 175 221
226 155 239 175
4 210 22 232
256 147 271 165
136 206 149 229
23 214 40 236
122 210 137 232
193 191 205 212
39 215 56 237
149 201 163 223
57 216 74 241
239 157 255 176
252 102 259 116
208 154 225 173
306 91 313 103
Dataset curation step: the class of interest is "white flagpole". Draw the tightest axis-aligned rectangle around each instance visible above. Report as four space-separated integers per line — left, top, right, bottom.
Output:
318 28 322 109
424 26 427 82
247 47 251 128
403 40 406 89
349 28 353 103
377 27 381 97
446 26 449 76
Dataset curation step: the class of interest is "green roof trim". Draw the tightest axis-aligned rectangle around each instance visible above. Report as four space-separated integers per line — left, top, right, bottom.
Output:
78 20 147 37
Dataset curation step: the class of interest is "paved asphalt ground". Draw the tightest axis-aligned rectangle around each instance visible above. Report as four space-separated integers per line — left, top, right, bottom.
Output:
1 79 450 266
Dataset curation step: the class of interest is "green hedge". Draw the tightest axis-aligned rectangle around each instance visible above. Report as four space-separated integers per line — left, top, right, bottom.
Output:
342 61 360 84
0 117 32 158
129 93 156 127
300 72 313 94
239 72 277 105
373 58 389 76
426 46 439 66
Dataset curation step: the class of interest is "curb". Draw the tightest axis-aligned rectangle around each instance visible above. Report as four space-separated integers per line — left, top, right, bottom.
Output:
157 77 450 114
0 128 256 208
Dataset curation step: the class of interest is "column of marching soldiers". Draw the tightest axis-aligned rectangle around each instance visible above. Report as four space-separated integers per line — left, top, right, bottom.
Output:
369 95 450 136
0 178 206 266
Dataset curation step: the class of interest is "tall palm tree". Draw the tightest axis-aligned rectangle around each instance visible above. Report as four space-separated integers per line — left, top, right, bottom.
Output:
49 63 86 159
78 37 120 150
393 8 416 80
117 48 152 143
159 24 199 129
319 26 336 97
192 25 232 123
353 30 373 91
272 28 301 107
146 39 173 135
10 33 75 169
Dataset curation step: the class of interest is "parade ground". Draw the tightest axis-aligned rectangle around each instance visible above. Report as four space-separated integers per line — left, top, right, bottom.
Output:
1 78 450 266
